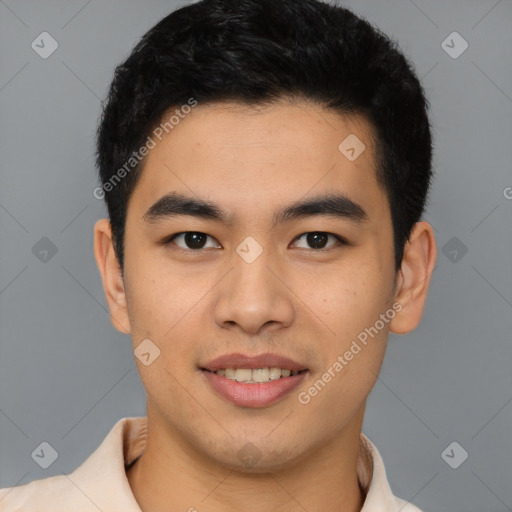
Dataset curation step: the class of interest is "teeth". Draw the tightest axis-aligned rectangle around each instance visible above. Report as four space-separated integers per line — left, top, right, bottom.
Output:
213 367 301 383
268 367 282 380
235 368 252 382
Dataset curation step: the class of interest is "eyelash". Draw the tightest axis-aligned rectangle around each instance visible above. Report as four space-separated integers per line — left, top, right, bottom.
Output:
161 231 348 252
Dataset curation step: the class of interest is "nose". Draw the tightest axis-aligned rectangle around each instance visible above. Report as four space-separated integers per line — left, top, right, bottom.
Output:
212 249 295 336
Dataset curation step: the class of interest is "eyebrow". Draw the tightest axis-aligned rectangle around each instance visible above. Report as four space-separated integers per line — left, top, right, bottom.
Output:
142 191 369 227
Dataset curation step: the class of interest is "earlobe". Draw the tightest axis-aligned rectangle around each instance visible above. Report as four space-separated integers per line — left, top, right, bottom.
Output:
93 218 131 334
389 221 437 335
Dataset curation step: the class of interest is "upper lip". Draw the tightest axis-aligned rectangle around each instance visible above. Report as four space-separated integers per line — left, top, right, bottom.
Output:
201 352 308 372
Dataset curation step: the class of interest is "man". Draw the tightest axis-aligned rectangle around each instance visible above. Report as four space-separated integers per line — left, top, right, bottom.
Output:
0 0 436 510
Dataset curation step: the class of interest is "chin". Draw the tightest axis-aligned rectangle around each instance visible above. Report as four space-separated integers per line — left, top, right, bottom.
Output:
202 437 306 474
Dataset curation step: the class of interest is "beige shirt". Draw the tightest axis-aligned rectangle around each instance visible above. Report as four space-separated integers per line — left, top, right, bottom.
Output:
0 416 423 511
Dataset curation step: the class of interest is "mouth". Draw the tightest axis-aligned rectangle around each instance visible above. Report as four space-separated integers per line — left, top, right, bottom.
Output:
199 353 309 407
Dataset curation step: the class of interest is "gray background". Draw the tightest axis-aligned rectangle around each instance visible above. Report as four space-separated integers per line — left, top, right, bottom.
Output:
1 0 511 510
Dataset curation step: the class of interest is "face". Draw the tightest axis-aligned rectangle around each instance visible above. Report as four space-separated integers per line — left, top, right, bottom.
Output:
96 99 430 472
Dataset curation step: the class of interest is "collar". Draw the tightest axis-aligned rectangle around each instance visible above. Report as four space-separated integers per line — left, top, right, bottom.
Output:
0 416 421 511
94 416 414 511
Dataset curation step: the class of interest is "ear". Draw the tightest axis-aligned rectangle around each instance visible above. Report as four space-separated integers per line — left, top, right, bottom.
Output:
93 218 131 334
389 221 437 334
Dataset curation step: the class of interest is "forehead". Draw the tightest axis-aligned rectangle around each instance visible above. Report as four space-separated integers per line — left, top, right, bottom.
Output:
130 99 389 225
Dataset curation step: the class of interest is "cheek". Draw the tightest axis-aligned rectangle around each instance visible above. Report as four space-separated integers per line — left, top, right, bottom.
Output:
299 293 390 425
124 251 200 336
123 256 212 377
305 266 393 395
311 265 389 339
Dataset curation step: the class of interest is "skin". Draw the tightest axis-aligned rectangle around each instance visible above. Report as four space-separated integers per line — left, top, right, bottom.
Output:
94 98 437 512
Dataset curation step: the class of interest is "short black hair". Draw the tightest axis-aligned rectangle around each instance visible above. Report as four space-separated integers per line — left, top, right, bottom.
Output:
95 0 433 273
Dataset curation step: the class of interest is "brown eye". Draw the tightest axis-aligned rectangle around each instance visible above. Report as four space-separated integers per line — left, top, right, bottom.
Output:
293 232 345 250
166 232 221 250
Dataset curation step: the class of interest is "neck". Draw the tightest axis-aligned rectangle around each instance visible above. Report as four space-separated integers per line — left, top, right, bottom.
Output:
127 407 366 512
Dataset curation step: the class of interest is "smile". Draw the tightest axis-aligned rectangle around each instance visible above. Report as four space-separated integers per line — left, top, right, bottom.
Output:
208 367 304 383
201 368 309 408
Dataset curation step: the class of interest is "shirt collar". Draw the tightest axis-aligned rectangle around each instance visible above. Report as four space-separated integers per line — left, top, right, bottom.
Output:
68 416 409 512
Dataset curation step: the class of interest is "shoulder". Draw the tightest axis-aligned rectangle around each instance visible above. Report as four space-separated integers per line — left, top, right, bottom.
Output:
0 473 94 511
358 433 425 512
394 495 425 511
0 416 147 511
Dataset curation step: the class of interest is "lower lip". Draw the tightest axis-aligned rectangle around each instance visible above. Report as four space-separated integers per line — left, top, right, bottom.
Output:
201 370 308 408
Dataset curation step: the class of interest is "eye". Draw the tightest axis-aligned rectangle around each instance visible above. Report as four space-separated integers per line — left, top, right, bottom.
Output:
164 231 221 250
292 232 346 250
162 231 346 252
